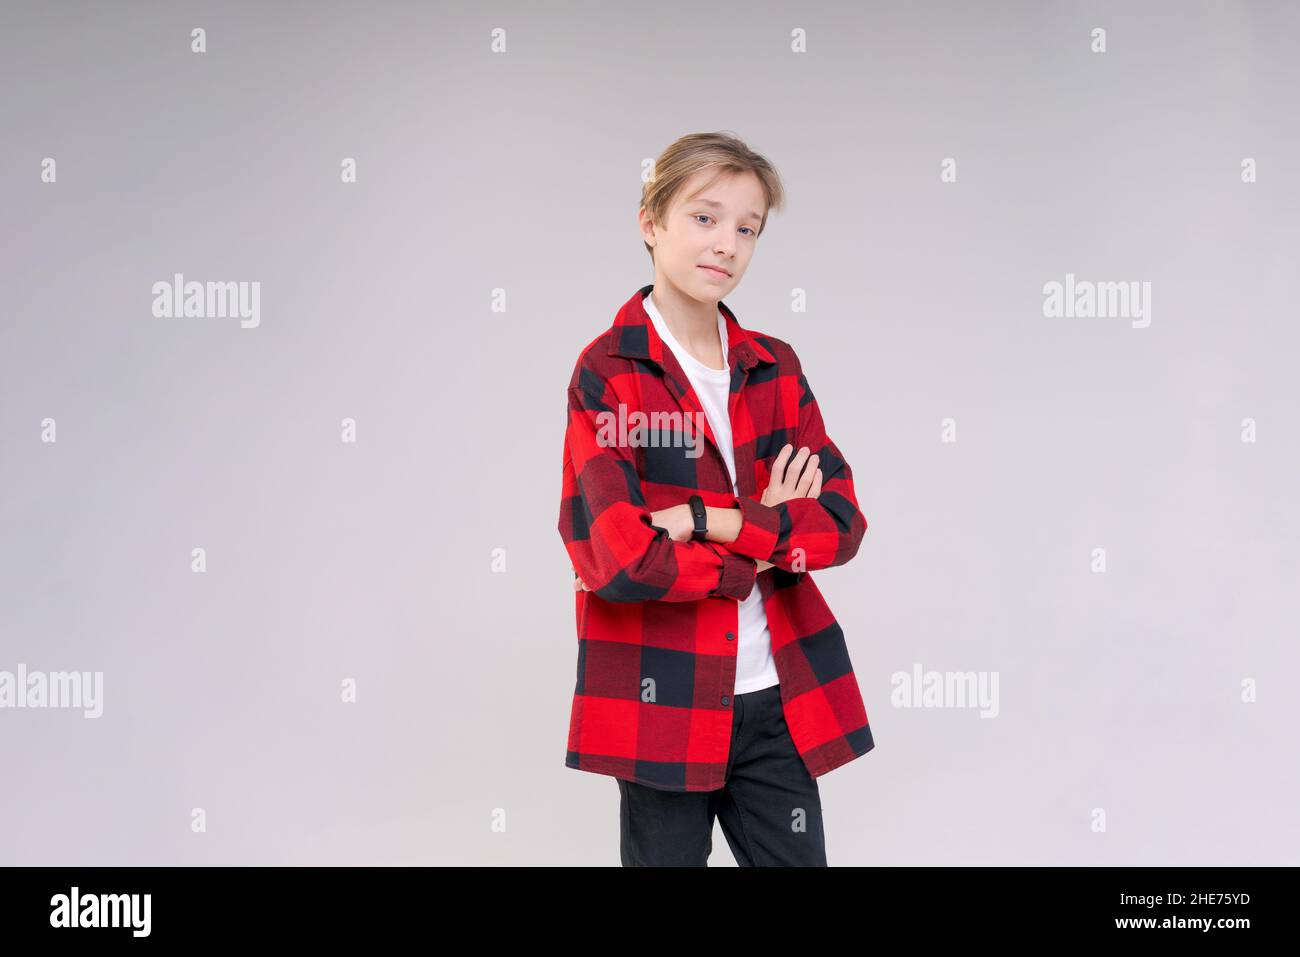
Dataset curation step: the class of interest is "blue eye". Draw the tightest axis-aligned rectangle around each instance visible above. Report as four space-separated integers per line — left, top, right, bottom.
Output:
696 214 757 237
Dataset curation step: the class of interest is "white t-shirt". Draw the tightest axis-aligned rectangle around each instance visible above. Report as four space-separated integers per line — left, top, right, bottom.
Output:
642 291 779 695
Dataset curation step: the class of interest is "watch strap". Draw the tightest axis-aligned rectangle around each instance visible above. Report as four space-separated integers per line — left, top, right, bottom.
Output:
688 494 708 541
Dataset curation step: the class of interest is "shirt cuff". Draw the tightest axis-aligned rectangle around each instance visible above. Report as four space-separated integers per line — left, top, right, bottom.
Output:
713 548 758 601
727 495 781 563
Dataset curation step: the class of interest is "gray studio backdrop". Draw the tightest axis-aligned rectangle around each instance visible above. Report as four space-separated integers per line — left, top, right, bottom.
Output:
2 0 1297 866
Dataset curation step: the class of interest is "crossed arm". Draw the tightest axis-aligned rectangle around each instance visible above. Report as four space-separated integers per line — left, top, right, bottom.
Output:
559 352 865 603
571 443 824 592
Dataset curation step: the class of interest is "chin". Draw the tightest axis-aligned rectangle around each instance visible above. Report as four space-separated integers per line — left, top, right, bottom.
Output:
692 272 730 295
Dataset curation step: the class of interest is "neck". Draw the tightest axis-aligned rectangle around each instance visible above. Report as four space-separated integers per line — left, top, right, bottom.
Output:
649 281 722 359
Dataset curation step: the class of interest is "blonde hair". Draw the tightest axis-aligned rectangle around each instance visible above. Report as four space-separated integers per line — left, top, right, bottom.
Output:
640 131 786 265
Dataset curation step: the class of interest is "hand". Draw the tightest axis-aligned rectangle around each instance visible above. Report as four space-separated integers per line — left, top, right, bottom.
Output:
761 444 822 507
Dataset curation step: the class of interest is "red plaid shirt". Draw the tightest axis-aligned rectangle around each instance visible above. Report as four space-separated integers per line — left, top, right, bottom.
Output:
557 284 875 791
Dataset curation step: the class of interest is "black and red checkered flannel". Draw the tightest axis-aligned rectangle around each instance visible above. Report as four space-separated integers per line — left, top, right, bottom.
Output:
557 284 875 792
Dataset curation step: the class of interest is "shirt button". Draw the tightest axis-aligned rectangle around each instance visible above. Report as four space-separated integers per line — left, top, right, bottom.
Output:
725 632 735 641
721 695 730 706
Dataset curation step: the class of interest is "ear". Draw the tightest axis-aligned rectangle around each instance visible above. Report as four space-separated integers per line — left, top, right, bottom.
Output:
637 206 657 246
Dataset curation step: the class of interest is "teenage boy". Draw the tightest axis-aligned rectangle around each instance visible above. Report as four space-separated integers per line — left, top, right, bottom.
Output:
558 132 875 866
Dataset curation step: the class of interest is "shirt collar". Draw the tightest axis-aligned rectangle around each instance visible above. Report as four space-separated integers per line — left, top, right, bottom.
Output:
606 284 776 372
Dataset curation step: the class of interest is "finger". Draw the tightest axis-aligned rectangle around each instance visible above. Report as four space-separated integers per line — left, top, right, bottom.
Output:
783 446 812 493
794 453 819 496
769 443 794 486
809 467 823 498
763 444 795 506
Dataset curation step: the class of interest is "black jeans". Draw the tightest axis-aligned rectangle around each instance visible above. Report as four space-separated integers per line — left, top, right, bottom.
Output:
616 683 828 866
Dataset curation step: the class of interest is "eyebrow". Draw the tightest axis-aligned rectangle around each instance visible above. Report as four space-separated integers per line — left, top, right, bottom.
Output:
694 198 762 222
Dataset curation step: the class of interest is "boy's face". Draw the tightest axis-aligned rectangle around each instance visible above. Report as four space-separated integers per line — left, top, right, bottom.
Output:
641 168 766 303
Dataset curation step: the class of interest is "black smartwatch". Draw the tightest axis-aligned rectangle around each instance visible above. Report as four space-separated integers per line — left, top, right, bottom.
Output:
687 494 708 541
